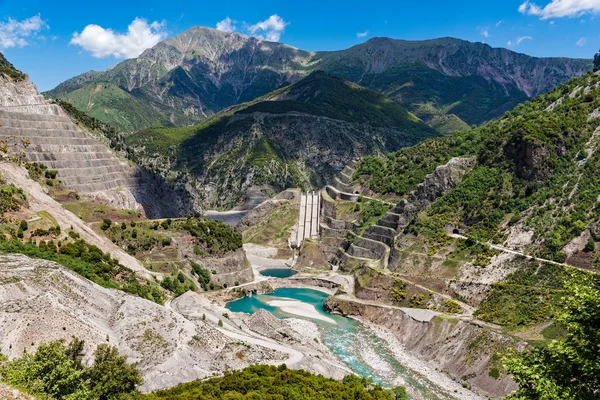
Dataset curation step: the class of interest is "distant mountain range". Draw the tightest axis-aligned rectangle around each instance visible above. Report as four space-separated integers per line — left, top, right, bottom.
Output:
44 27 592 133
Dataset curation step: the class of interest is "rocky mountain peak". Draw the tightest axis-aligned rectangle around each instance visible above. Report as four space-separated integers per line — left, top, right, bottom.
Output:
45 29 592 133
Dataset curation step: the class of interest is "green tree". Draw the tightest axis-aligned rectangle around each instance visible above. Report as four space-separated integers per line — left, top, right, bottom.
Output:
87 344 142 400
503 275 600 399
392 386 408 400
3 340 88 398
65 336 85 365
19 220 28 231
585 237 595 252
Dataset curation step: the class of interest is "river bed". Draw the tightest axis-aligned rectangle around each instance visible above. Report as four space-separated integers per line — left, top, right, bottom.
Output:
226 287 463 400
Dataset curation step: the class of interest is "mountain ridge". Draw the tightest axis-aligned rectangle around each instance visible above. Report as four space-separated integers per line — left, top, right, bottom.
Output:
45 27 591 132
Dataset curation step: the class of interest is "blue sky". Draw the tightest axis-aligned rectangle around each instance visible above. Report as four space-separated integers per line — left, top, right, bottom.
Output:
0 0 598 91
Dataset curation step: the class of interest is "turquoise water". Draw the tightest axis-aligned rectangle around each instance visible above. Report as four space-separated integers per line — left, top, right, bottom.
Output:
226 288 454 400
259 268 298 278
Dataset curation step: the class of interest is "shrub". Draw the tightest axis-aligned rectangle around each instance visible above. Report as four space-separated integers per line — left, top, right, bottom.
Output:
100 218 112 231
44 170 58 179
0 339 141 399
444 300 462 314
585 237 595 252
192 263 212 290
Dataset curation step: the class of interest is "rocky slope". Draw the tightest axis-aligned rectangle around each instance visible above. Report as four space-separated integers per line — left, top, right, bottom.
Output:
126 71 439 209
0 254 347 392
323 296 521 398
46 27 591 132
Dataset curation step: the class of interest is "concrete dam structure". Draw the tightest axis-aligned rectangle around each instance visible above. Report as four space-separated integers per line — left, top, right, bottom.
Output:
0 75 189 217
294 191 321 247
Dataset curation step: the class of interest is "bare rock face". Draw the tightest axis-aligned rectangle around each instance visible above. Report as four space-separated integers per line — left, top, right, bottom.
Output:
246 309 300 342
504 139 559 182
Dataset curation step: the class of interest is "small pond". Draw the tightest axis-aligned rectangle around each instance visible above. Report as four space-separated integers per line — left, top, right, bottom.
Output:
259 268 298 278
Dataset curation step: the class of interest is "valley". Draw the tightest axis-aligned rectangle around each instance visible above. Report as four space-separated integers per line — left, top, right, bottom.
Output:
0 15 599 400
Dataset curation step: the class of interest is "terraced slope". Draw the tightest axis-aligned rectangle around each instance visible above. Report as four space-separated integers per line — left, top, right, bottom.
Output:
320 158 474 270
0 73 188 217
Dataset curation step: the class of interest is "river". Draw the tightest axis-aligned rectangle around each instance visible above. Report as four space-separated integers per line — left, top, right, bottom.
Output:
227 287 458 399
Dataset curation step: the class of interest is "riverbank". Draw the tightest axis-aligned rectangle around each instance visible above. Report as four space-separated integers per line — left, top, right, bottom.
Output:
358 318 485 400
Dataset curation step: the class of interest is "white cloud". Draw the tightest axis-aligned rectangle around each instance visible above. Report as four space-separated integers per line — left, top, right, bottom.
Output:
519 0 600 19
214 14 289 42
357 30 369 38
576 36 587 46
478 26 490 38
0 14 47 49
216 17 236 33
496 20 504 27
248 15 288 41
518 35 533 44
507 36 533 46
70 18 166 59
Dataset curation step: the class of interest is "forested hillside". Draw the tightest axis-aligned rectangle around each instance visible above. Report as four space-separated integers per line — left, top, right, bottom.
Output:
354 70 600 265
126 71 439 209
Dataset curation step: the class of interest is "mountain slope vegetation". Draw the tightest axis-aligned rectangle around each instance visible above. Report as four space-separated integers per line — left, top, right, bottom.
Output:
355 70 600 265
45 28 591 132
0 52 25 82
125 71 439 209
145 365 405 400
56 82 169 132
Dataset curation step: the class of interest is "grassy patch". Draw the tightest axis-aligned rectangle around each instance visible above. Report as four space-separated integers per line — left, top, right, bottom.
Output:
243 200 297 247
